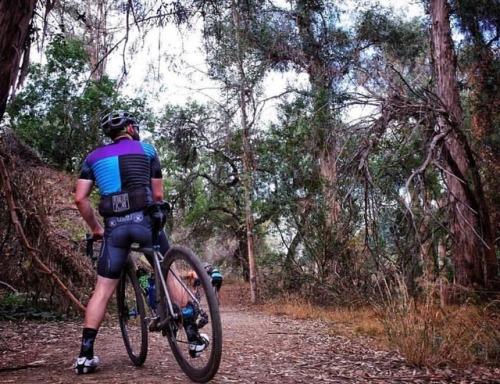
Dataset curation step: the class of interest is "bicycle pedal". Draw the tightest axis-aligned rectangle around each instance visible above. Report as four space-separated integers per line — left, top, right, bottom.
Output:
197 312 209 329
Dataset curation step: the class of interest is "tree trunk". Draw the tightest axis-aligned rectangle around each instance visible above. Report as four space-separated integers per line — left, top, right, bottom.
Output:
466 40 499 285
84 0 108 80
232 1 259 304
429 0 497 288
0 0 36 120
296 0 340 223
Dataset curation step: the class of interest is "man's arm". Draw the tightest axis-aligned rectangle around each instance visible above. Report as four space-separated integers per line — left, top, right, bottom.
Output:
151 178 163 202
74 179 104 237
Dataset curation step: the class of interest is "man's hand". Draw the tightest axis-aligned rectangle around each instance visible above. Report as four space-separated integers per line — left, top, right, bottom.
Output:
91 224 104 240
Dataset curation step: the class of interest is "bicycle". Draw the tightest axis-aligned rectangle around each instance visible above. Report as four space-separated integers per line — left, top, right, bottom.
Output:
85 202 222 383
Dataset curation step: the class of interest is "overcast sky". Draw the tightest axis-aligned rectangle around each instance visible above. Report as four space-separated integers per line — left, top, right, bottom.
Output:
107 0 425 121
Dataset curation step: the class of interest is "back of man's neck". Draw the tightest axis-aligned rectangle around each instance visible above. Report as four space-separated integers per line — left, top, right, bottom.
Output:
113 134 132 141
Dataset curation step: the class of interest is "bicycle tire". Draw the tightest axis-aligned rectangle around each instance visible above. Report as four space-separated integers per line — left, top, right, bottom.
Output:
116 263 148 366
160 245 222 383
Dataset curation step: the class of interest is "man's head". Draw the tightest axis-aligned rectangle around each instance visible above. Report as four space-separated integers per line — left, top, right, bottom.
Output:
204 262 213 274
101 111 140 141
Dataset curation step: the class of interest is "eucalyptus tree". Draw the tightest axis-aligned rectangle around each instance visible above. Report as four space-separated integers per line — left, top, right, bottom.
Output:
44 0 110 80
240 1 362 300
427 0 497 289
155 102 254 279
200 0 280 302
352 1 498 293
449 0 499 286
352 8 441 290
0 0 36 121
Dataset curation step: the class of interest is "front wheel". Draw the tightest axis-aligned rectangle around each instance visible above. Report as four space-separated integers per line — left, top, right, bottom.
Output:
116 264 148 366
160 246 222 383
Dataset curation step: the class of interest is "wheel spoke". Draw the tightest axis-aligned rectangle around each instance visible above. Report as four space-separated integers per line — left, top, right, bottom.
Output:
117 266 148 366
160 246 222 383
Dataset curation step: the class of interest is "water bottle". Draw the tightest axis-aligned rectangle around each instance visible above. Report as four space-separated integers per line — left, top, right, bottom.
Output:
147 273 156 310
137 268 149 293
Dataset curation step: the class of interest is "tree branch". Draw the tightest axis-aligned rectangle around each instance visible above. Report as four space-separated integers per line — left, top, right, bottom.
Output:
0 155 86 313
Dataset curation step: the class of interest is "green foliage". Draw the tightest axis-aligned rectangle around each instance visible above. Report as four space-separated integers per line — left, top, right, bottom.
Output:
0 293 65 321
155 101 246 246
450 0 500 44
356 8 428 65
7 36 149 172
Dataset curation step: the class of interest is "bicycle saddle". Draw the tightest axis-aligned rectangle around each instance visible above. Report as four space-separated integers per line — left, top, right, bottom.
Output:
144 201 170 215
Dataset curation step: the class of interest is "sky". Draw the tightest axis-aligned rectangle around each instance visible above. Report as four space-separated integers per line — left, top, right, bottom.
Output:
108 0 425 120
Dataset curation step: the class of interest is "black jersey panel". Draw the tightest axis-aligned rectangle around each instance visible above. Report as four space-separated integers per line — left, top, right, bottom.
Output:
118 154 151 190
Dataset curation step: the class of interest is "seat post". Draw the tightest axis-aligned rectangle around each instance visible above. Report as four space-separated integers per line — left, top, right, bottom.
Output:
151 208 166 250
144 201 169 250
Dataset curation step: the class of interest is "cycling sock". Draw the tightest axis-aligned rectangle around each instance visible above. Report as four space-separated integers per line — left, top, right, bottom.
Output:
79 328 98 359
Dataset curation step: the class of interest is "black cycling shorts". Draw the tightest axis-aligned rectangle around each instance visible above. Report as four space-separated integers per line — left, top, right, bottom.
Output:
212 277 223 290
96 211 170 279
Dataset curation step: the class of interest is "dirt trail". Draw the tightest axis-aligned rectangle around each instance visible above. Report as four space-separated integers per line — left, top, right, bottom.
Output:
1 289 499 383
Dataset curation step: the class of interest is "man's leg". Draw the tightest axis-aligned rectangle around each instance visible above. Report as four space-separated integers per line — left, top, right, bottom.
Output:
75 276 119 374
84 276 120 329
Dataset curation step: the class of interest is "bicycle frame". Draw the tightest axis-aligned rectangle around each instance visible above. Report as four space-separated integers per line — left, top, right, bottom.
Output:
129 245 199 331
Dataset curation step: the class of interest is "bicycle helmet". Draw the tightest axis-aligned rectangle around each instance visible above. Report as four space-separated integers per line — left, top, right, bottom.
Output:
204 262 213 274
101 111 140 140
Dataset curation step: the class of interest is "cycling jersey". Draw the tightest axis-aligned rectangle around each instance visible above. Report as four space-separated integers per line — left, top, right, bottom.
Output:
210 268 223 280
80 138 162 195
210 268 223 291
78 137 169 278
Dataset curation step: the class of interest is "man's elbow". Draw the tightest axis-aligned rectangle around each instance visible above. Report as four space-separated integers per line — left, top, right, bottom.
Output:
74 193 87 208
153 192 163 201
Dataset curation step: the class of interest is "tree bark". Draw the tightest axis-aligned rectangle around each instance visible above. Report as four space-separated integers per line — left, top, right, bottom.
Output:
296 0 340 223
232 1 259 304
84 0 108 80
465 38 499 285
429 0 497 288
0 0 36 120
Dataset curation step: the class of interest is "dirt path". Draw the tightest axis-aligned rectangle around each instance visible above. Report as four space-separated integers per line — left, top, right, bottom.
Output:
1 302 499 383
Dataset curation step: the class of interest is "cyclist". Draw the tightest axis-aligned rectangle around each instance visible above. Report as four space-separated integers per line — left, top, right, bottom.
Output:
73 111 207 374
204 262 223 294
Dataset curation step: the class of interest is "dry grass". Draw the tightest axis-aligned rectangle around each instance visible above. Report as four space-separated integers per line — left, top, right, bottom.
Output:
256 293 500 368
257 296 387 350
372 277 500 367
377 296 500 367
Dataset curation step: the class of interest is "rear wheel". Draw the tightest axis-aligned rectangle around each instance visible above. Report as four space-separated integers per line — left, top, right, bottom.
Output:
116 264 148 366
214 286 220 305
160 245 222 383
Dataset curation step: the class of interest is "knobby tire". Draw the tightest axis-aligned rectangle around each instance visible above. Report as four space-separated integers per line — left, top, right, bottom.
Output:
161 245 223 383
116 264 148 366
